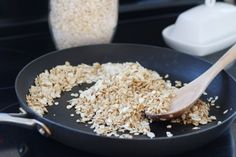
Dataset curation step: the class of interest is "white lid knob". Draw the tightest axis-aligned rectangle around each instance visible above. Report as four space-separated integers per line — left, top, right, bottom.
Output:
205 0 216 7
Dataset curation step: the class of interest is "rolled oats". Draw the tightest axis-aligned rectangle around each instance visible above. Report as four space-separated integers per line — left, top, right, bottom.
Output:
27 62 217 139
166 131 173 137
147 132 155 139
171 100 216 126
166 125 172 129
223 109 228 114
192 127 200 130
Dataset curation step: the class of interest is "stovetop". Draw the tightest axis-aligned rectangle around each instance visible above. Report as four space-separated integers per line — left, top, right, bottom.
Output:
0 1 235 157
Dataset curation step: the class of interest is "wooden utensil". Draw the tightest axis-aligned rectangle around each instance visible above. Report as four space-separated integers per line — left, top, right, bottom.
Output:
146 43 236 120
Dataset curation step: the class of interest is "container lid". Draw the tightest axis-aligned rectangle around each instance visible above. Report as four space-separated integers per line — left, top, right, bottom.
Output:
162 0 236 56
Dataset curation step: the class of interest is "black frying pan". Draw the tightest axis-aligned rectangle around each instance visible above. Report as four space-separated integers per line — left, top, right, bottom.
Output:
1 44 236 156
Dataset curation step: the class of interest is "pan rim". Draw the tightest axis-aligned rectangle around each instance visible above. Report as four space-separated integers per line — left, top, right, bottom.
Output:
15 43 236 141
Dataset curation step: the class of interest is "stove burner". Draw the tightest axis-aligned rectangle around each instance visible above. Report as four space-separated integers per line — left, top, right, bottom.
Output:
0 48 33 89
0 103 235 157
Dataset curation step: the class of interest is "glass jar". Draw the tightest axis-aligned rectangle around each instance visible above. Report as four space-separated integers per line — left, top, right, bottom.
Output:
49 0 118 49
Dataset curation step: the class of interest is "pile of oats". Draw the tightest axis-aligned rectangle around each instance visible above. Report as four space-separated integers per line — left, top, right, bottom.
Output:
27 62 100 115
70 63 175 138
171 100 216 126
27 62 217 138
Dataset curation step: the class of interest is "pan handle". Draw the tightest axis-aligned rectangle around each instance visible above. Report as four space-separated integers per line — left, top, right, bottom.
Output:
0 108 51 136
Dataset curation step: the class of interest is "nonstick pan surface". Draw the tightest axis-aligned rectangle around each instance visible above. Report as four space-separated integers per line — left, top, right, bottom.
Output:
13 44 236 156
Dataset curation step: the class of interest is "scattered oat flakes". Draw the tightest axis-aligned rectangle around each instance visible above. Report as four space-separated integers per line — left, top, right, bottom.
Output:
166 125 172 129
134 132 140 136
66 105 73 110
164 74 169 78
211 103 215 106
54 102 59 105
223 109 228 114
166 131 173 137
203 92 207 95
216 106 220 109
192 127 200 130
217 121 222 125
70 114 75 117
147 132 155 139
166 80 171 83
71 93 79 97
119 134 133 139
207 97 213 102
211 100 216 104
175 80 182 87
160 118 167 121
210 116 217 120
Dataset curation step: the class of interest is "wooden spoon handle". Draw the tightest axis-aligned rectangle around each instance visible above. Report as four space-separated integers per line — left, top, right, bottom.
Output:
211 44 236 71
193 44 236 87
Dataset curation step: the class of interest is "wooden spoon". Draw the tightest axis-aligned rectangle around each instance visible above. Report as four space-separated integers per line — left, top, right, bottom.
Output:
146 44 236 120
